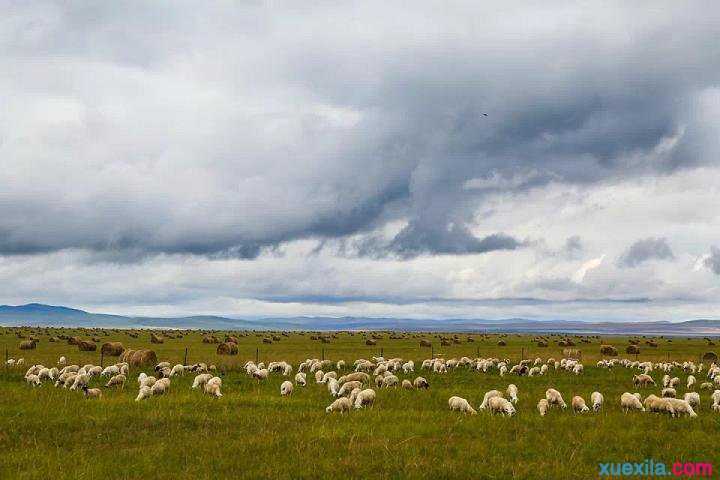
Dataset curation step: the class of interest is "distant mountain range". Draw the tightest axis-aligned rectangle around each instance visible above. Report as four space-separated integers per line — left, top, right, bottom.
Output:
1 303 719 335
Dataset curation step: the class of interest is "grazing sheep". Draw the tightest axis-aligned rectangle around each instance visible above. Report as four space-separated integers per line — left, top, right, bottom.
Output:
82 386 102 399
315 370 325 383
327 377 340 396
58 356 66 367
633 374 655 387
700 382 714 390
381 375 399 388
413 377 429 389
506 384 518 404
666 398 697 417
139 375 157 389
338 372 369 384
136 386 152 401
683 392 700 410
402 361 415 374
479 390 503 410
70 374 89 391
338 381 362 397
669 377 680 388
336 360 346 370
711 390 720 411
26 374 41 386
280 380 294 396
105 374 126 389
295 372 307 387
401 379 413 389
170 364 187 377
545 388 567 409
192 373 213 389
488 396 516 416
661 387 677 398
151 378 169 395
687 375 696 390
61 373 78 388
572 364 584 375
326 397 352 414
590 391 603 412
572 396 590 413
644 394 675 416
448 396 477 415
253 369 269 381
101 365 119 377
354 389 376 409
620 392 645 412
537 398 549 416
204 377 223 398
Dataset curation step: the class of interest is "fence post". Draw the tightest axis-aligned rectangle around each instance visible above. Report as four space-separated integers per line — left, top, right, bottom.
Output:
256 347 259 364
521 347 524 361
431 345 434 358
380 347 383 358
184 347 188 365
100 350 104 368
4 347 7 371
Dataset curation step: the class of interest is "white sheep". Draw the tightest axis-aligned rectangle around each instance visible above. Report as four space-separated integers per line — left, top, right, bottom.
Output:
170 364 187 377
192 373 213 389
26 374 41 386
506 384 518 404
402 361 415 374
661 387 676 398
151 378 169 395
620 392 644 412
537 398 549 416
280 380 294 396
105 374 126 389
82 386 102 399
136 385 152 401
58 356 66 367
326 396 352 414
545 388 567 409
711 390 720 411
327 377 339 396
572 396 589 413
487 396 516 416
590 391 603 412
683 392 700 410
204 377 223 398
479 390 503 410
101 365 119 377
413 377 429 389
644 394 675 416
295 372 307 387
666 398 697 417
315 370 325 383
338 381 362 397
354 389 376 409
686 375 696 390
448 396 477 415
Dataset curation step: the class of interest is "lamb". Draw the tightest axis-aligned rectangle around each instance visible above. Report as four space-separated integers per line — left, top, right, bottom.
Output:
354 389 376 409
537 398 549 416
545 388 567 409
620 392 645 412
82 386 102 399
487 396 516 416
643 394 675 416
448 396 477 415
683 392 700 410
666 398 697 417
479 390 503 410
413 377 429 389
571 396 590 413
280 380 294 396
687 375 696 390
58 356 67 367
661 387 677 398
170 364 187 377
711 390 720 411
590 391 603 412
337 381 363 397
295 372 307 387
326 396 352 414
192 373 213 389
105 374 126 389
136 385 152 401
632 374 655 387
506 384 518 404
204 377 223 398
401 379 413 389
572 364 584 375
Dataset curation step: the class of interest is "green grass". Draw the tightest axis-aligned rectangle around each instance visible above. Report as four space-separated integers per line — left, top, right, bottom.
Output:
1 329 718 479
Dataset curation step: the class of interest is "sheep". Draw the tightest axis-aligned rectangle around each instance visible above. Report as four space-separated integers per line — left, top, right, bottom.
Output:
139 375 157 389
448 396 477 415
101 365 119 377
25 374 41 386
661 387 677 398
700 382 714 390
572 364 584 375
326 396 352 414
620 392 645 412
401 379 413 389
61 373 78 388
337 381 362 397
170 364 187 377
506 384 518 404
70 374 89 391
354 389 376 409
643 394 675 416
381 375 399 388
402 361 415 374
413 377 429 389
488 396 516 416
545 388 567 409
280 380 294 396
151 378 169 395
204 377 223 398
105 374 126 389
192 373 213 389
668 377 680 388
479 390 503 410
632 374 655 387
315 370 325 383
686 375 696 390
82 386 102 399
683 392 700 410
336 360 346 370
666 398 697 417
590 391 603 412
338 372 369 384
572 396 590 413
537 398 549 416
253 368 269 381
136 386 152 401
711 390 720 411
58 356 66 367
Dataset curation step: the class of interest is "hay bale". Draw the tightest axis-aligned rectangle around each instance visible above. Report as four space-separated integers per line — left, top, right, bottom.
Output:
536 341 548 347
120 349 157 367
497 340 506 346
702 351 718 363
101 342 125 356
78 340 97 351
365 339 377 346
262 337 273 344
217 342 239 355
202 335 220 344
419 339 432 347
68 336 81 345
150 333 164 344
19 340 36 350
626 345 640 354
224 336 239 344
645 340 658 347
562 348 581 359
600 345 618 356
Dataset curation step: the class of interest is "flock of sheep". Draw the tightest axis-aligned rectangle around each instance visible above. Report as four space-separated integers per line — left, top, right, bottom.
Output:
11 352 720 418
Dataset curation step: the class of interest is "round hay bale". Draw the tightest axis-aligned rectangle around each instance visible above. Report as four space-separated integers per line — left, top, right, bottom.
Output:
645 340 658 347
365 339 377 346
78 340 97 351
262 337 273 344
702 351 718 363
440 339 451 346
126 349 157 367
224 336 239 344
536 341 548 347
68 336 81 345
497 340 506 346
600 345 618 356
419 339 432 347
626 345 640 354
150 333 164 344
19 340 36 350
320 337 330 343
217 342 239 355
101 342 125 356
562 348 581 359
202 335 220 344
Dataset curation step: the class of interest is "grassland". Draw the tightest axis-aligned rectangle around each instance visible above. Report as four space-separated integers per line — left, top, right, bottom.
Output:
1 328 719 479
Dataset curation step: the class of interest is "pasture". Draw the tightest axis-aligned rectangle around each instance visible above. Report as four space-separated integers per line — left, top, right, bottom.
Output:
1 328 719 479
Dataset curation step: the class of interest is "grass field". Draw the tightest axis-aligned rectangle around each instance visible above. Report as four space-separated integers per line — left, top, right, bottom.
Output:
1 328 719 479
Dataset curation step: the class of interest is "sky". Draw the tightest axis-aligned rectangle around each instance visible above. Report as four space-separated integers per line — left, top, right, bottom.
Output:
0 1 719 322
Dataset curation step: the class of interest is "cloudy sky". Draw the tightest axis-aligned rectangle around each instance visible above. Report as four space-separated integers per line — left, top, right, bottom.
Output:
1 1 719 321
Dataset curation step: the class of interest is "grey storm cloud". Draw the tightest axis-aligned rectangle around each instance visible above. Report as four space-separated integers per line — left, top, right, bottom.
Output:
0 2 719 260
704 247 720 275
618 238 675 268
